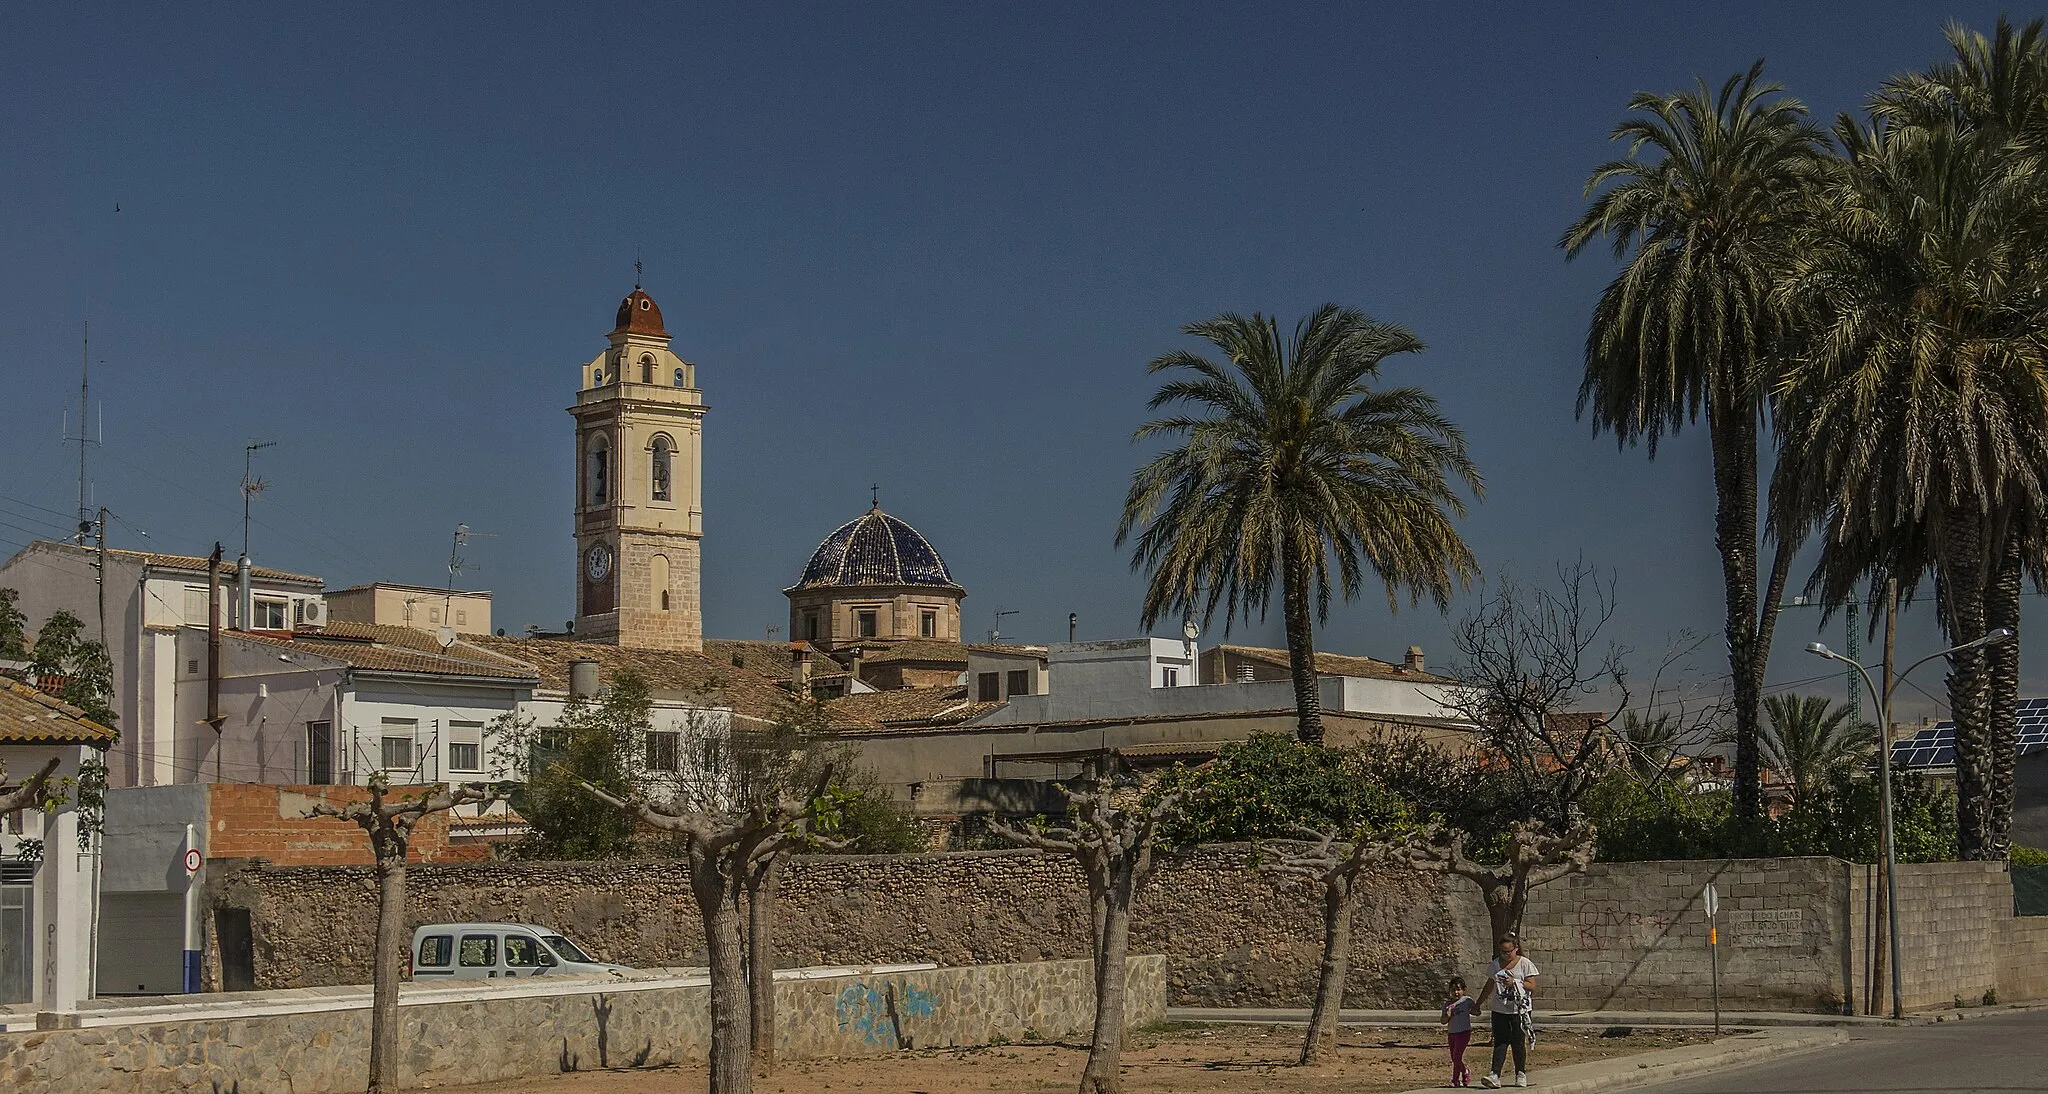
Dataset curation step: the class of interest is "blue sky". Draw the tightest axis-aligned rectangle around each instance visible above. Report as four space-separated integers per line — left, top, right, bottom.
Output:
1 3 2036 719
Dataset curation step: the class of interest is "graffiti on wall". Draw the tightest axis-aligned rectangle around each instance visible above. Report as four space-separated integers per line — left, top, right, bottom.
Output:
1526 902 1810 954
835 979 939 1047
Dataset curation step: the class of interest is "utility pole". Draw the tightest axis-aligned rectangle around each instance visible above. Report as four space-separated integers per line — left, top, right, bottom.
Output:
1876 578 1901 1020
95 508 108 644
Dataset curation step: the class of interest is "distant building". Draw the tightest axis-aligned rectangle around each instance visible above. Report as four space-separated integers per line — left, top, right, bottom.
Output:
323 583 493 636
0 677 116 1009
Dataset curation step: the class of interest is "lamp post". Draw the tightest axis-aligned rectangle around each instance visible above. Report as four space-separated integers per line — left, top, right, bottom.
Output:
1807 596 2014 1021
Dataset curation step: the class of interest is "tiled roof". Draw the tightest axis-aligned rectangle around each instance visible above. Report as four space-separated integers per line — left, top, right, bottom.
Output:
787 506 961 592
1218 644 1459 684
702 639 843 682
966 644 1047 660
826 685 998 732
465 636 878 730
859 639 970 666
16 542 322 585
233 627 540 681
0 677 116 746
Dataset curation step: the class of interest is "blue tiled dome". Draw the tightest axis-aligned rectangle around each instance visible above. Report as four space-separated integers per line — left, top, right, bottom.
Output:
789 507 961 591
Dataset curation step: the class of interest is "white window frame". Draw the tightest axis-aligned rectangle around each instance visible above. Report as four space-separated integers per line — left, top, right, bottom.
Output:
447 720 484 774
380 718 419 772
251 597 289 630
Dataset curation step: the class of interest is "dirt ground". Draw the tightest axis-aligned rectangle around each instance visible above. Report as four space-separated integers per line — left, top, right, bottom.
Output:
451 1023 1721 1094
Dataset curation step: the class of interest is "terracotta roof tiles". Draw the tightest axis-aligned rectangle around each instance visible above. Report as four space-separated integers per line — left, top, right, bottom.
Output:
0 677 117 746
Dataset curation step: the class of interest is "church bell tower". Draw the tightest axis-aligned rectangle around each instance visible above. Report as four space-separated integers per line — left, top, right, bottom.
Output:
571 286 705 651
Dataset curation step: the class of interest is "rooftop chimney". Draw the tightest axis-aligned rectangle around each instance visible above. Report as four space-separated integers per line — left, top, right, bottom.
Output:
1404 646 1426 674
849 645 865 687
791 646 813 699
568 659 600 699
1234 660 1255 683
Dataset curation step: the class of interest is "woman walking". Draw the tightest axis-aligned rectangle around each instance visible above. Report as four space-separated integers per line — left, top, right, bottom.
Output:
1474 932 1538 1088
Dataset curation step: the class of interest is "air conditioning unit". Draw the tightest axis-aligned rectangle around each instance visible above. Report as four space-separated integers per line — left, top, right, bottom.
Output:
299 599 328 628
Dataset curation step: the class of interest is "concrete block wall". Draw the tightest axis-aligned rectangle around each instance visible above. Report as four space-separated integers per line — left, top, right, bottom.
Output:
1497 858 1853 1014
1849 861 2011 1011
1997 916 2048 1003
0 957 1165 1094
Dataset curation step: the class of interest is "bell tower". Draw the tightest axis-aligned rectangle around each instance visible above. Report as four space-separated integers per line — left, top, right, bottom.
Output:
570 286 705 651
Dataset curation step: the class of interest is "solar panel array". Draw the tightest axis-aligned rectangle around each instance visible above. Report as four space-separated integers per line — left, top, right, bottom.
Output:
1891 696 2048 770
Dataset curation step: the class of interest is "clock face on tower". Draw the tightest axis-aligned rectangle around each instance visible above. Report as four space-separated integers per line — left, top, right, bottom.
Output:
585 543 613 582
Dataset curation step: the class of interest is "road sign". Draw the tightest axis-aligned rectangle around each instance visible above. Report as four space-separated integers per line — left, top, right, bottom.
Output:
1703 883 1719 918
1704 883 1722 1035
184 848 203 874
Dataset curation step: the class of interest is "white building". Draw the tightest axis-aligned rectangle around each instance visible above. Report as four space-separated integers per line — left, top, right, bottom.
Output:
0 677 116 1012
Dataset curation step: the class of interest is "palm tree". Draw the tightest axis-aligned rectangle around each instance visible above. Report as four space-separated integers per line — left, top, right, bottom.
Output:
1116 306 1482 745
1561 63 1834 824
1760 694 1876 807
1776 20 2048 859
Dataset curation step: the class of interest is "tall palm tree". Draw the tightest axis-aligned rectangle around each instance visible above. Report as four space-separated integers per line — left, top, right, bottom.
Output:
1116 306 1482 745
1776 20 2048 858
1760 694 1876 807
1561 63 1834 823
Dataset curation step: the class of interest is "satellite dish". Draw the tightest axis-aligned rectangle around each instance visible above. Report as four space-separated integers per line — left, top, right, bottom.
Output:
436 626 458 649
1182 618 1200 642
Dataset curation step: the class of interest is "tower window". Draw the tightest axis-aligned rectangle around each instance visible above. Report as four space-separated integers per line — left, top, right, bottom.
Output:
857 610 878 638
586 436 610 507
651 436 673 502
673 367 686 387
641 354 654 384
651 554 671 612
805 613 819 641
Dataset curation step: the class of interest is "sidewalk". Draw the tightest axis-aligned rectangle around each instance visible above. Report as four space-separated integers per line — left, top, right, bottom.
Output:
1169 1006 1889 1030
1385 1028 1850 1094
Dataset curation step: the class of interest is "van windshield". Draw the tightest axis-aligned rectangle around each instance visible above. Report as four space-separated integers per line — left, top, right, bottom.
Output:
543 934 594 963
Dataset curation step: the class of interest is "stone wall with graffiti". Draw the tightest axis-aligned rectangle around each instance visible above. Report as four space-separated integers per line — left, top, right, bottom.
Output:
0 956 1167 1094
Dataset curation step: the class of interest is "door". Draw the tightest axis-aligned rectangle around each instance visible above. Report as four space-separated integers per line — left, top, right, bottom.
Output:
216 908 256 992
97 892 186 995
307 721 333 785
0 863 32 1004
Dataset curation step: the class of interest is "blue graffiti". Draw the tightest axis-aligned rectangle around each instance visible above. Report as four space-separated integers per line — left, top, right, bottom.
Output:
835 979 939 1045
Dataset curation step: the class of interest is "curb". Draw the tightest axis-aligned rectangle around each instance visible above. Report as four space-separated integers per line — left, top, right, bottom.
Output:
1385 1028 1849 1094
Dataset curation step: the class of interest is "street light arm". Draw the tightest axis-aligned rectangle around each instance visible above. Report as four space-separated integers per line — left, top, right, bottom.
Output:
1805 645 1885 727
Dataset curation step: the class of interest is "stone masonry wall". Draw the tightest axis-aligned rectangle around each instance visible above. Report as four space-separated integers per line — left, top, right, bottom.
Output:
0 956 1165 1094
215 847 1457 1009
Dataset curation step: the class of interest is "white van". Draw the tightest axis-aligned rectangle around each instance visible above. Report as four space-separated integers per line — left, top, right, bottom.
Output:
409 923 631 981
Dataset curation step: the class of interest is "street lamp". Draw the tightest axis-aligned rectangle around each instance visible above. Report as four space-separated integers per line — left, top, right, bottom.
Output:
1806 624 2014 1019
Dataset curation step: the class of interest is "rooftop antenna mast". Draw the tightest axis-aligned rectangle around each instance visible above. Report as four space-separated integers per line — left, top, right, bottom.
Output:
64 320 103 543
240 440 276 557
989 608 1019 645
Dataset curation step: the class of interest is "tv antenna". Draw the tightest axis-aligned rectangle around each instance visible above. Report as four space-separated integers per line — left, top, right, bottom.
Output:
989 608 1019 645
240 440 276 556
62 319 104 543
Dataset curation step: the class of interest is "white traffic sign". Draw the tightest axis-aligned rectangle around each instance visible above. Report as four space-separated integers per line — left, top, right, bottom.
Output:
1703 883 1719 918
184 848 203 874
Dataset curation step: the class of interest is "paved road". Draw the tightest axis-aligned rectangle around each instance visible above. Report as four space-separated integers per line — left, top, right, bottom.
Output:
1623 1008 2048 1093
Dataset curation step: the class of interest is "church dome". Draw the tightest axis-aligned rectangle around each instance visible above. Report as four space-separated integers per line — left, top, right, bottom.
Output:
789 506 961 591
613 288 668 336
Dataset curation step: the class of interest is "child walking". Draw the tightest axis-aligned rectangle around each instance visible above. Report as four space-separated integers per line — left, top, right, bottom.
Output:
1441 977 1475 1087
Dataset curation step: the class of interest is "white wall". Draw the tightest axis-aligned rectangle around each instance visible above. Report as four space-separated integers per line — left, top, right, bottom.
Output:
0 742 102 1011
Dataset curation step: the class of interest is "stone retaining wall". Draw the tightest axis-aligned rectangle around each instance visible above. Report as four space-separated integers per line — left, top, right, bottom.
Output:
0 956 1165 1093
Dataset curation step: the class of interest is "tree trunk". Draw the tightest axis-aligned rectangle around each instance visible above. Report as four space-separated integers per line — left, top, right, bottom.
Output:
1280 526 1324 746
1081 874 1135 1094
695 851 752 1094
367 853 407 1094
1941 511 1996 859
1984 528 2022 860
1300 871 1355 1065
1706 396 1765 823
746 851 785 1073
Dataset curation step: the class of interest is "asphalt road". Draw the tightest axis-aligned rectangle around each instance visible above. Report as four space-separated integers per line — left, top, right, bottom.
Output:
1624 1008 2048 1093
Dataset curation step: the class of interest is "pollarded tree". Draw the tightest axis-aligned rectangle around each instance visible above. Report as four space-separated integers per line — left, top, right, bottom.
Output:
306 776 505 1094
1388 820 1596 945
1117 306 1482 745
991 781 1181 1094
1561 63 1834 823
1264 825 1415 1064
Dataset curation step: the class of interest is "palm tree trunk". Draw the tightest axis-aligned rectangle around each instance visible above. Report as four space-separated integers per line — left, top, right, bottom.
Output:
367 852 407 1094
1707 395 1765 823
1940 509 1995 860
1300 871 1355 1065
1984 527 2022 860
1280 526 1324 746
